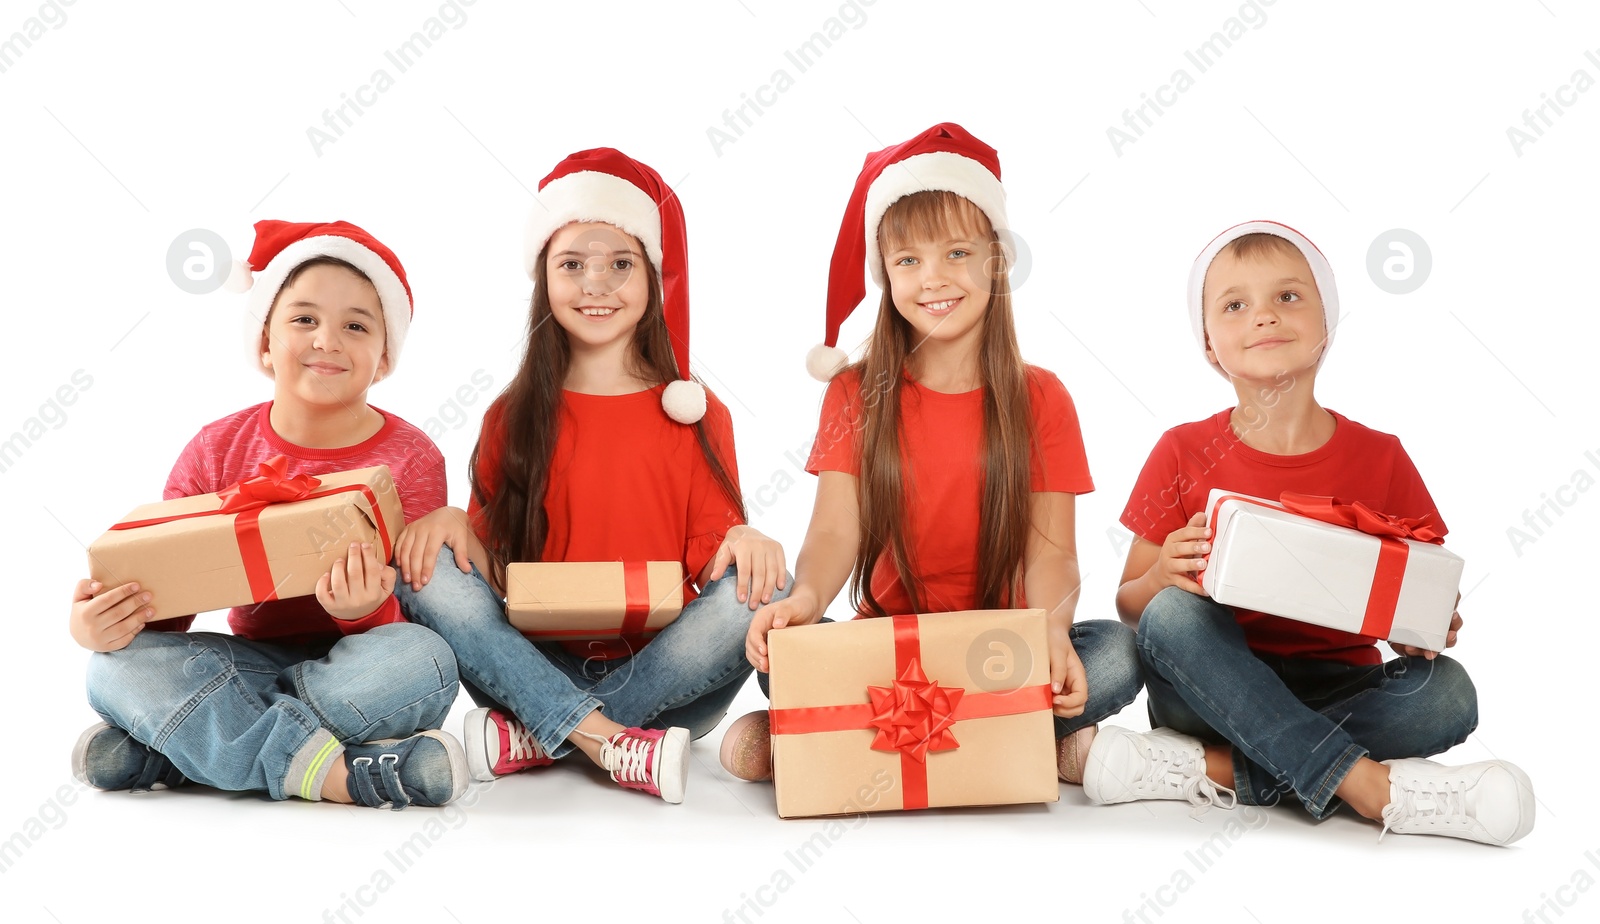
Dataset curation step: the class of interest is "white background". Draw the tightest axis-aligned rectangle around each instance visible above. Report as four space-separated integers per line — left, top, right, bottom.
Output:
2 1 1595 921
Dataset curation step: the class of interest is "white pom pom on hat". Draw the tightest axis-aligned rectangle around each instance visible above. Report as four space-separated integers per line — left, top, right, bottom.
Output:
661 379 707 425
525 148 706 424
811 123 1011 382
805 343 849 383
1187 220 1338 378
223 259 254 294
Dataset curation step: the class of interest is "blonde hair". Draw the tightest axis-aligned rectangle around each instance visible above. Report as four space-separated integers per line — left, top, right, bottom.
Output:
1202 231 1320 312
1216 232 1305 265
847 190 1034 616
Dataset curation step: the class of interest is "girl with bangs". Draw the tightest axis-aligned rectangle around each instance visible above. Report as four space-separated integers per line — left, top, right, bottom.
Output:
721 124 1141 785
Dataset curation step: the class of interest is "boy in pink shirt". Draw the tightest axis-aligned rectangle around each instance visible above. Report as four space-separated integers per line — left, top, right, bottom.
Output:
69 221 467 809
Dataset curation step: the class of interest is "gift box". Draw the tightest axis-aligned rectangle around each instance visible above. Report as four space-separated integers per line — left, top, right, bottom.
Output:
1200 488 1463 651
767 608 1059 819
87 456 402 618
504 561 685 641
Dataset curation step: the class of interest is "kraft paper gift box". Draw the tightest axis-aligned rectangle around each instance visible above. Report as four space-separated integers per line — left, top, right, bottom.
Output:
87 457 402 619
1199 488 1464 652
767 608 1059 819
504 561 685 641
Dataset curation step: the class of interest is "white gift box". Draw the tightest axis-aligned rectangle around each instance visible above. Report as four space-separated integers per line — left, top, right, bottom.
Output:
1199 489 1464 652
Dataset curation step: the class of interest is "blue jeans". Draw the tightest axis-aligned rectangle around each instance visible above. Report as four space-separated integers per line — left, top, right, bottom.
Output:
756 617 1143 739
396 547 780 758
85 622 459 801
1137 586 1479 820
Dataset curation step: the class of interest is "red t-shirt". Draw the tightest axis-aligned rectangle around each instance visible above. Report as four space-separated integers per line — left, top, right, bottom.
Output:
156 402 447 642
469 385 745 659
1120 408 1447 665
807 365 1094 617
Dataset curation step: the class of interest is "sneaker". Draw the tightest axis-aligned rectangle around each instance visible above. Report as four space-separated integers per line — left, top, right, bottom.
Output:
1379 758 1535 846
72 722 189 793
344 731 469 809
463 707 554 782
719 710 773 782
1056 724 1097 785
591 726 689 803
1082 725 1236 811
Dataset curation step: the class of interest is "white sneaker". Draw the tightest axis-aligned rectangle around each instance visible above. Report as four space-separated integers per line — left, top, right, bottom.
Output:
1082 725 1237 812
1379 758 1535 846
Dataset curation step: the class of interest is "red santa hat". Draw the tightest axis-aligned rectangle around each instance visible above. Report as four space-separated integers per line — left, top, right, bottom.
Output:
523 148 704 425
808 122 1012 382
226 220 413 379
1188 220 1339 377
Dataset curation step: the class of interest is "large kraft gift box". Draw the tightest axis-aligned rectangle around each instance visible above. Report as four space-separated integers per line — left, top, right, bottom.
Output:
767 608 1058 819
1200 488 1463 652
87 457 402 618
504 561 685 641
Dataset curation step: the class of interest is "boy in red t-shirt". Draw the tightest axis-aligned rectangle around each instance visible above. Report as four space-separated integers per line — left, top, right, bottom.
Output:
1083 221 1535 846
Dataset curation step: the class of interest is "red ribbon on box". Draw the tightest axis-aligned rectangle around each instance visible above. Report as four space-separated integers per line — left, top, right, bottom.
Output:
217 454 322 513
619 561 652 645
108 455 392 603
1276 493 1444 544
1205 493 1445 640
769 614 1052 810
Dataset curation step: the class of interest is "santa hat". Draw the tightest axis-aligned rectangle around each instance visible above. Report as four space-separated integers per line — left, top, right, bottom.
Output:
523 148 704 425
227 220 413 378
1188 220 1338 377
808 122 1012 382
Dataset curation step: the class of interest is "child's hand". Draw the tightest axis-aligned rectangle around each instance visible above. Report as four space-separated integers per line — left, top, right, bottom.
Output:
69 579 153 652
316 542 397 621
707 525 788 610
1391 608 1463 661
1048 623 1089 718
745 593 819 672
394 506 487 592
1155 512 1212 596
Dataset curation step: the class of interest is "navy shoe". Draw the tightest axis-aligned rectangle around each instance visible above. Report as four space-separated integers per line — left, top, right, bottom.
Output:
344 731 468 809
73 722 189 792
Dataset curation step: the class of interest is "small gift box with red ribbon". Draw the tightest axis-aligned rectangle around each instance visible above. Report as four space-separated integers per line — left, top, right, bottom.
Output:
1200 488 1464 651
504 561 685 642
767 608 1058 819
87 457 402 618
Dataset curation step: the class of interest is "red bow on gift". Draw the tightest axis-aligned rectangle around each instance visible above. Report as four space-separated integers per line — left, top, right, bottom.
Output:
1278 493 1444 545
866 658 965 763
218 455 322 514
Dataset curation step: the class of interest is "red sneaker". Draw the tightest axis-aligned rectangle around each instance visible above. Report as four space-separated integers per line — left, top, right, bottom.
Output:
596 726 688 803
463 707 554 782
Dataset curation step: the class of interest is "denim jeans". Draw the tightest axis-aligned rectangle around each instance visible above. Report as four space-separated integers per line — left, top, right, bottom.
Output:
85 622 459 800
1137 586 1479 820
756 617 1143 739
396 547 782 758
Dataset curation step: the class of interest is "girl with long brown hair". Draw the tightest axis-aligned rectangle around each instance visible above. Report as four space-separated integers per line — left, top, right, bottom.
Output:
393 149 788 804
722 124 1140 786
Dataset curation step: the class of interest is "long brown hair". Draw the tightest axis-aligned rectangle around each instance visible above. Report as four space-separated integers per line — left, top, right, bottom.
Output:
849 190 1034 617
469 241 746 590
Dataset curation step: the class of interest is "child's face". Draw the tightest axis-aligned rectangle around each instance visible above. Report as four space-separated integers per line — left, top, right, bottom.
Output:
546 221 650 356
260 263 388 407
881 214 994 354
1202 245 1325 383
